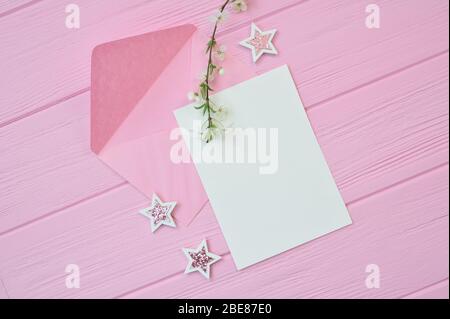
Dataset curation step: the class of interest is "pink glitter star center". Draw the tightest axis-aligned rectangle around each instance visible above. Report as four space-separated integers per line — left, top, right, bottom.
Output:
150 202 169 225
189 247 213 272
247 31 271 55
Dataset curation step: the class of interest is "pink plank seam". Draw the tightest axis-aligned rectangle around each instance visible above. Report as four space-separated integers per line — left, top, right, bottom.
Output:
400 278 449 299
345 162 449 207
0 87 91 129
0 0 43 19
307 49 449 111
0 182 128 237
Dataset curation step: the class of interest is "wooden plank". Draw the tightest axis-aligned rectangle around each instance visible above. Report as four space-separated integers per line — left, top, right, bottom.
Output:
403 279 449 299
0 0 302 125
0 57 447 298
125 165 449 299
1 51 447 235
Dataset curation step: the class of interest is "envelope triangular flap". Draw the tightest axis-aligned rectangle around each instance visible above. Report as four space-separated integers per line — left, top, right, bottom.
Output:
91 24 197 154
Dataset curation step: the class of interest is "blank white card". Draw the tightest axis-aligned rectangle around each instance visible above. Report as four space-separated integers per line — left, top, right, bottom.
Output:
174 65 352 270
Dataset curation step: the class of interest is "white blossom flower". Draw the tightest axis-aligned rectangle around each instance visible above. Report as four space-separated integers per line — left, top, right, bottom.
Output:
213 105 228 121
201 118 225 142
201 129 211 142
201 127 217 143
214 45 227 61
199 67 217 82
218 67 225 76
188 91 203 103
209 9 229 25
187 91 196 101
232 0 248 12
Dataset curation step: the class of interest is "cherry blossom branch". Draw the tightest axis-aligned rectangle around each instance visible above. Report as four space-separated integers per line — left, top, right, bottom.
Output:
204 0 230 134
189 0 248 143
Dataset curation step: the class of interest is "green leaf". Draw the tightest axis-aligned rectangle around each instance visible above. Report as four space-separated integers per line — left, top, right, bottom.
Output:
194 103 206 110
209 101 217 112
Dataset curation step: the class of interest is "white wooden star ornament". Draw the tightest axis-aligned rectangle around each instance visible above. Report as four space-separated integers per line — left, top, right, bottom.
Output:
239 23 278 63
139 193 177 233
182 239 221 279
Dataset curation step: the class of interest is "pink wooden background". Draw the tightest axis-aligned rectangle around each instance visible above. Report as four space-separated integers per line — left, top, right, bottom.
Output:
0 0 448 299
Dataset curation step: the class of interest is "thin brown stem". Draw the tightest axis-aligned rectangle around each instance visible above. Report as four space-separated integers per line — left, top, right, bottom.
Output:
203 0 232 142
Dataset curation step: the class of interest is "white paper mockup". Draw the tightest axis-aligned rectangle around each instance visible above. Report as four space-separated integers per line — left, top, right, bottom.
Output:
174 65 352 270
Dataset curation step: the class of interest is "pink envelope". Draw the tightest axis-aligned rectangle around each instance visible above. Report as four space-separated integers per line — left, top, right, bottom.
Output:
91 24 254 225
